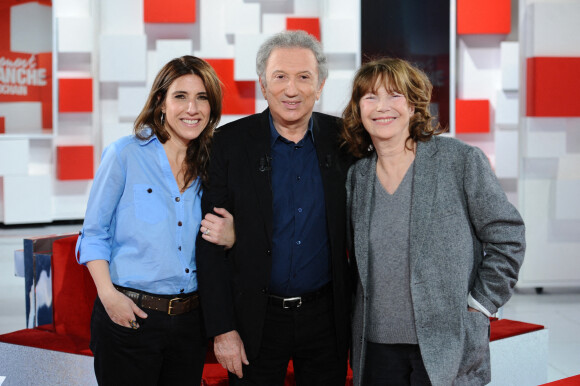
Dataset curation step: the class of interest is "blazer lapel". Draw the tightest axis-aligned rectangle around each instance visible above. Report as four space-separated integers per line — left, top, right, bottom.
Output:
354 154 376 291
409 138 439 272
246 109 274 242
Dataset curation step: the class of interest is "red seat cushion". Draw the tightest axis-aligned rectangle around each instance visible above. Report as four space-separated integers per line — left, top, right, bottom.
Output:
490 318 544 341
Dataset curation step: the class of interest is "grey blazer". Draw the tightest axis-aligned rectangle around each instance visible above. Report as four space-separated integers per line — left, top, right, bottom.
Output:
346 136 525 386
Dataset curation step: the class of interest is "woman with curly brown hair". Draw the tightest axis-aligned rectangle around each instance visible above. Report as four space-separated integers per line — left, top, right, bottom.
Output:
343 58 525 385
76 56 234 385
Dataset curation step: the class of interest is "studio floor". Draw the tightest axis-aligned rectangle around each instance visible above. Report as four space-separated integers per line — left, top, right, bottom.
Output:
1 222 579 384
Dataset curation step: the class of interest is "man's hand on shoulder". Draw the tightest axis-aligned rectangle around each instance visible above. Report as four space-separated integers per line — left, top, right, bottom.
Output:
214 330 249 378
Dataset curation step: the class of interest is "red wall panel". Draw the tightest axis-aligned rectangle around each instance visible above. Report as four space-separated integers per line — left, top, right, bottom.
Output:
205 59 255 115
457 0 510 34
526 57 580 117
144 0 196 23
286 18 321 41
57 146 94 180
0 116 5 134
59 78 93 113
455 99 490 133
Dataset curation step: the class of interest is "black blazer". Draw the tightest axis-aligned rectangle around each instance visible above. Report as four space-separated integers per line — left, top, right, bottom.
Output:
196 109 353 359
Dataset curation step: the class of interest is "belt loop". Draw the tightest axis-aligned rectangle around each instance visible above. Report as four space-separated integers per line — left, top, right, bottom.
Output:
137 292 143 308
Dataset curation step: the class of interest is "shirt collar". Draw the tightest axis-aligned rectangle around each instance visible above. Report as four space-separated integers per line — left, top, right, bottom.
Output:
137 127 159 146
268 112 314 147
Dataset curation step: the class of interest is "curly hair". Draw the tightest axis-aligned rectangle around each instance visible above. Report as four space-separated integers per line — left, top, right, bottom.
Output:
134 56 222 191
341 57 445 158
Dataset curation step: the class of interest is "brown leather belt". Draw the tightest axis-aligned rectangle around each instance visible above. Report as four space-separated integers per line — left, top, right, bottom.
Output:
115 285 199 316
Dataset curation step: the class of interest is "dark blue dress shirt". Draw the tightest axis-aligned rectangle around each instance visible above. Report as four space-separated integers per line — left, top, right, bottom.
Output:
268 114 331 297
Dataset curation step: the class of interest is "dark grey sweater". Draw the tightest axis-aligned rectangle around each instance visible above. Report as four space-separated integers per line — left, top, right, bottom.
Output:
367 162 418 344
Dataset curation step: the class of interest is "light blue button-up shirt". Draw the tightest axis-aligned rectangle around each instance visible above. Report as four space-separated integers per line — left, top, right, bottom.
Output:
76 131 202 295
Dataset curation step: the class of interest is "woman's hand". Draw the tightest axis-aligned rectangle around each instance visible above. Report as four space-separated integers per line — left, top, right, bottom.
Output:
200 207 236 249
99 287 148 329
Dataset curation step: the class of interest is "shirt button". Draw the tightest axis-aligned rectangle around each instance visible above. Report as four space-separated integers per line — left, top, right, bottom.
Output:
175 197 180 202
180 289 184 293
147 188 152 193
297 208 302 213
178 246 182 251
296 240 301 245
296 175 301 181
185 268 190 273
178 221 183 226
266 250 271 256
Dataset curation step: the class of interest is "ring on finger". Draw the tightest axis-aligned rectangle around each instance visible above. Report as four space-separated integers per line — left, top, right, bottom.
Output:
203 228 210 236
129 320 138 329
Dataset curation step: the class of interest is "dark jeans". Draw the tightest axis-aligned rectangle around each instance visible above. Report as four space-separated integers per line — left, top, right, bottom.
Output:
90 296 207 386
229 290 347 386
363 342 431 386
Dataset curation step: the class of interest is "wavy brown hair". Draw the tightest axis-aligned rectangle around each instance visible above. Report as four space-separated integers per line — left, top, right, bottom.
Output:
341 57 446 158
134 56 222 191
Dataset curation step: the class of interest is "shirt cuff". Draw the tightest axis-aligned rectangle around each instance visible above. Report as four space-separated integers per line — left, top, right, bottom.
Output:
468 293 492 317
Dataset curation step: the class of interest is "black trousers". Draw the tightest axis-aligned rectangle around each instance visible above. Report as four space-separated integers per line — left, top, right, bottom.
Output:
90 296 207 386
363 342 432 386
229 290 347 386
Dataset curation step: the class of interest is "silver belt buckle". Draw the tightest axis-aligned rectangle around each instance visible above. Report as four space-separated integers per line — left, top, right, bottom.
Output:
282 296 302 309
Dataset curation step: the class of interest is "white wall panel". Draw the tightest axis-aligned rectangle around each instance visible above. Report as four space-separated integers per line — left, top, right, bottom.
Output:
195 1 234 58
234 34 269 81
500 41 519 91
100 35 147 82
495 90 519 128
100 0 143 35
495 130 519 178
155 40 194 75
118 86 149 120
57 17 93 53
0 140 29 176
0 103 43 134
53 0 91 17
321 71 353 116
322 19 357 54
10 3 52 53
526 131 566 158
52 180 92 220
525 2 580 57
3 175 52 224
322 0 358 18
262 14 287 34
101 122 134 150
293 0 321 16
457 38 501 100
555 180 580 220
225 2 261 35
557 155 580 180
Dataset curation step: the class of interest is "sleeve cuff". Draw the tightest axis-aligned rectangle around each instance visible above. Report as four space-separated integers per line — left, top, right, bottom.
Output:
468 292 493 317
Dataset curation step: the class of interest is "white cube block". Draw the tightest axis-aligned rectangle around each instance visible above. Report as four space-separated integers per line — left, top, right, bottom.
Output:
522 158 559 179
29 140 53 176
155 40 194 76
263 14 287 34
500 42 519 91
525 2 580 57
118 86 149 120
555 180 580 220
0 103 43 134
495 91 519 128
3 175 52 224
494 130 519 179
557 155 580 180
322 0 359 18
53 0 91 17
225 2 261 35
100 35 147 82
235 34 270 81
58 17 93 53
10 2 52 53
52 180 92 220
294 0 320 16
566 118 580 153
195 1 234 58
100 0 144 35
321 71 354 115
526 131 566 158
457 38 501 100
322 19 357 54
526 117 566 133
0 140 29 176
